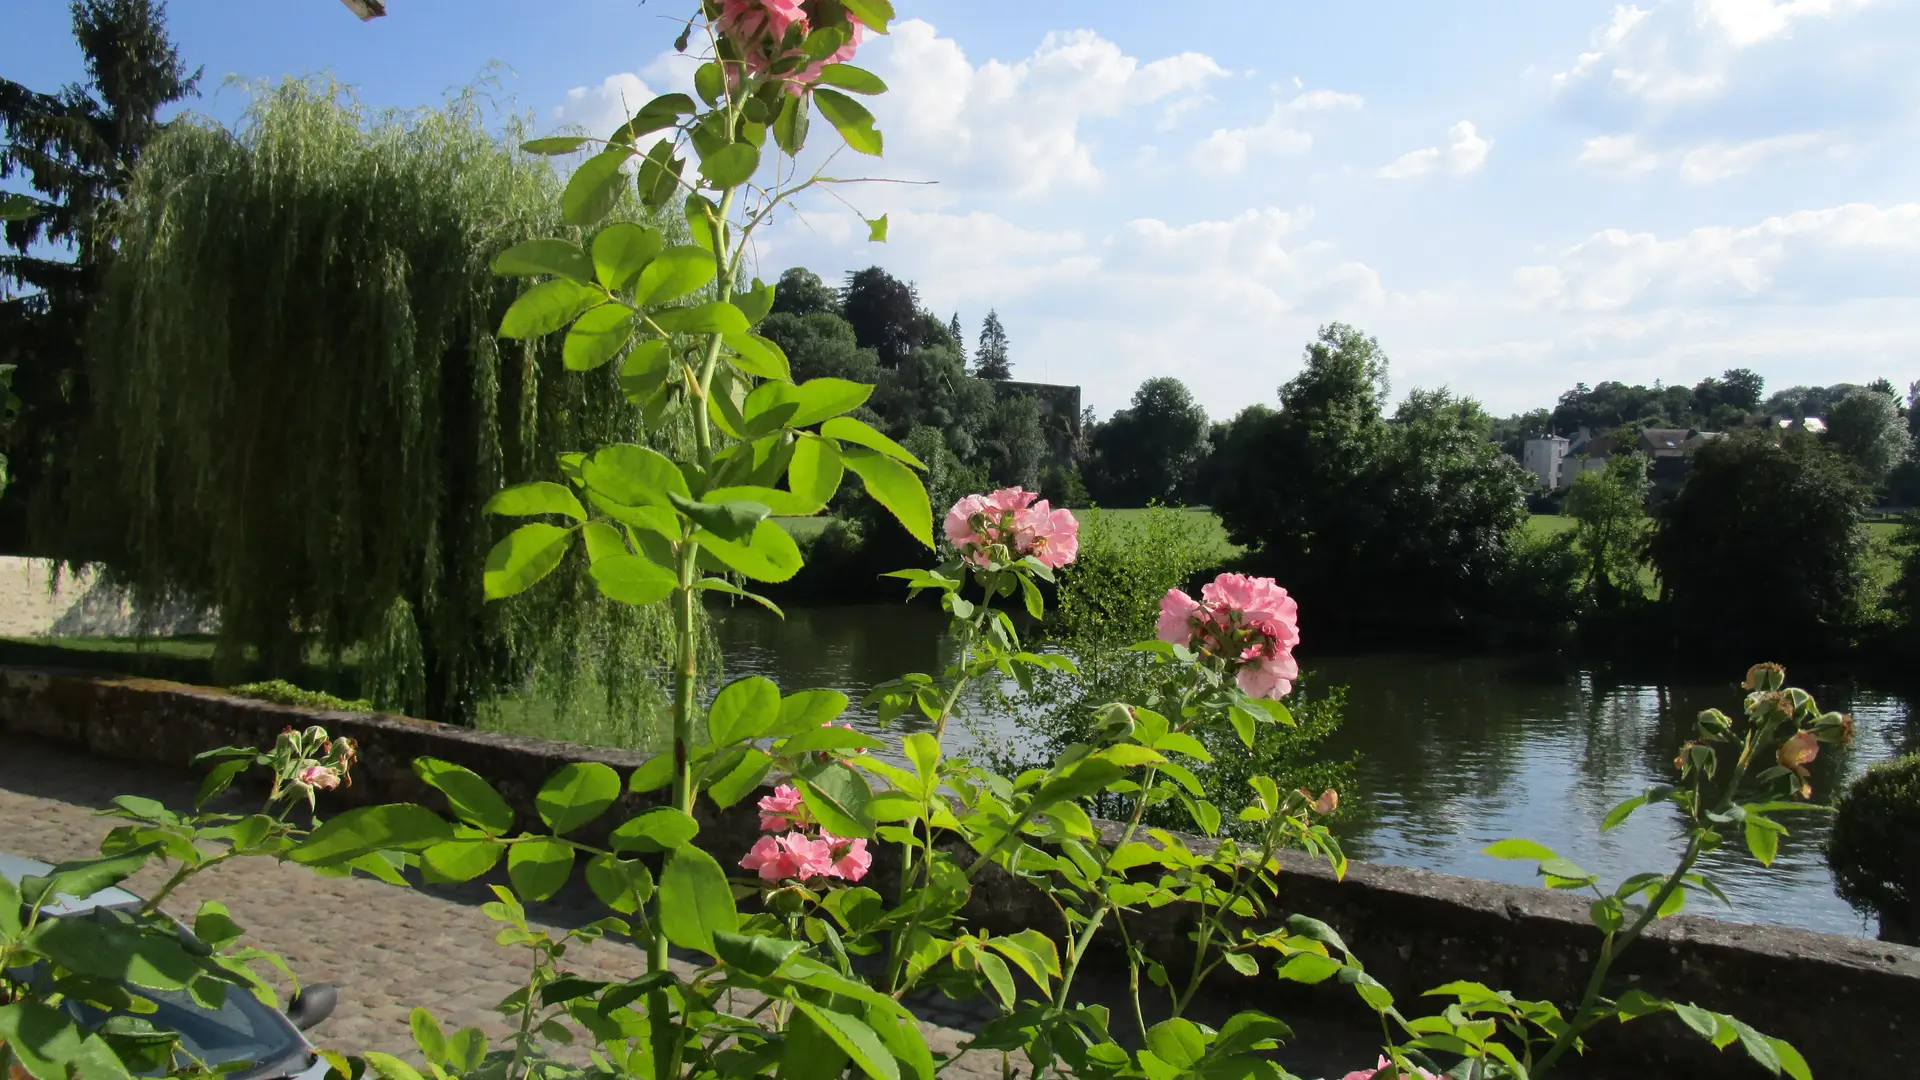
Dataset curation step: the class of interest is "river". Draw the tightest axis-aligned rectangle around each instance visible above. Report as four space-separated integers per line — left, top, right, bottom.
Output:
712 603 1918 939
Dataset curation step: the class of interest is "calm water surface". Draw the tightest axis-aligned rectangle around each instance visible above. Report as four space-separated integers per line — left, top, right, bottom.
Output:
712 604 1918 938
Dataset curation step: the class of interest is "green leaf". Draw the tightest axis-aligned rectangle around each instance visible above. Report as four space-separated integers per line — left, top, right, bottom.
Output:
813 88 883 156
708 749 773 808
410 1007 448 1065
788 378 875 428
507 838 575 902
711 676 782 745
672 492 771 542
840 0 895 32
1483 838 1559 863
775 689 850 735
484 482 585 521
1770 1037 1813 1080
724 332 792 381
782 726 886 755
736 278 777 325
696 577 785 617
0 1001 92 1078
591 222 664 291
581 520 628 563
1273 953 1343 984
712 932 805 978
491 238 593 282
499 280 603 339
1744 819 1780 867
421 840 504 884
696 519 804 582
773 92 811 156
17 846 159 910
26 916 200 989
483 523 573 599
584 855 653 914
413 758 515 834
866 215 888 243
841 447 932 548
610 808 700 853
632 245 717 307
796 760 874 838
699 142 761 188
819 416 925 468
562 149 629 227
635 139 685 207
615 93 696 140
290 804 453 866
563 304 636 371
780 437 843 514
590 554 677 606
791 1002 899 1080
583 444 690 507
536 762 623 834
522 135 590 155
629 754 674 794
685 192 720 252
659 846 737 956
817 64 888 94
365 1052 426 1080
651 301 750 336
1602 794 1649 832
694 62 726 107
1144 1018 1208 1071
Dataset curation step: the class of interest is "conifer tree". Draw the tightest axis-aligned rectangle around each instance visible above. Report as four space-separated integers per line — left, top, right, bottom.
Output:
974 309 1012 380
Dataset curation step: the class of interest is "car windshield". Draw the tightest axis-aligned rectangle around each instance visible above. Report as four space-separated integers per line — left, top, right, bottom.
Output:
120 984 306 1073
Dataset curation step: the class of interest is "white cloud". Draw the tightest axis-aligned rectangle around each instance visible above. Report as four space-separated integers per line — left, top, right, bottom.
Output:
1578 133 1663 172
1516 201 1920 311
1190 88 1362 174
870 21 1227 198
1551 0 1876 103
550 73 661 139
1677 131 1840 182
1377 121 1491 179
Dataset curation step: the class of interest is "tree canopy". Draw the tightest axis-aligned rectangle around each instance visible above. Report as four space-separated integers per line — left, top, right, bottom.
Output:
1824 386 1911 484
65 79 686 724
1650 428 1869 647
1 0 200 549
973 309 1012 380
1084 376 1209 506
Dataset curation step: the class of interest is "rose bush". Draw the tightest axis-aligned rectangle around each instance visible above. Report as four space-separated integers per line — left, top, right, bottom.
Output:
0 4 1854 1079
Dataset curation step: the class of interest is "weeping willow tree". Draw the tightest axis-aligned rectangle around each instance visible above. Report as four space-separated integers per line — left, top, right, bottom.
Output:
64 78 697 729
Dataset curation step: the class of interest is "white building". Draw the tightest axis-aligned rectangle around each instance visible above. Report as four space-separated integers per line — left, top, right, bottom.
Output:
1522 435 1570 492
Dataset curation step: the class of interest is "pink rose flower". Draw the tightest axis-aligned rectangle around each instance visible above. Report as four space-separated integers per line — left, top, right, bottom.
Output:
296 765 341 791
1340 1057 1442 1080
821 833 872 881
1157 575 1301 700
1158 588 1202 644
739 831 834 883
944 488 1079 569
1018 503 1080 569
714 0 866 90
757 784 808 832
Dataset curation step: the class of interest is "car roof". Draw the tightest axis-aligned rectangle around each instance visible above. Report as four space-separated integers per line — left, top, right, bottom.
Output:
0 851 146 916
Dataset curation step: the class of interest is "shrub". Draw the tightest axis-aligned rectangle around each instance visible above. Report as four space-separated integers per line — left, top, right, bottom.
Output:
1827 752 1920 943
230 679 373 713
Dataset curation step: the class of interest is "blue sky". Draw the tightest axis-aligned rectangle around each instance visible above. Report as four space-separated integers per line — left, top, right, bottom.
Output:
5 1 1918 418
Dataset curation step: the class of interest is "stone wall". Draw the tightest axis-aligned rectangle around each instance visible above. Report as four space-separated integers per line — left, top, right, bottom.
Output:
4 665 1915 1079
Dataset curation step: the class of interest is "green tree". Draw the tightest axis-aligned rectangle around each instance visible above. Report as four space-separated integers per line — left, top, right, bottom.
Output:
756 310 883 388
840 265 924 367
1376 388 1530 604
0 0 200 547
768 265 837 317
64 79 688 726
972 308 1012 379
868 341 995 461
1650 428 1870 644
1824 385 1911 485
977 391 1047 489
1084 376 1210 506
947 311 965 365
1564 452 1650 607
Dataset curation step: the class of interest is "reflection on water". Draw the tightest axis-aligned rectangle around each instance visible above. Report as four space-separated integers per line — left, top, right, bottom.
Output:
712 604 1919 938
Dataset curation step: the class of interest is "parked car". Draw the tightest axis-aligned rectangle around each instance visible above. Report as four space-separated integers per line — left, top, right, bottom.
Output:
1 852 337 1080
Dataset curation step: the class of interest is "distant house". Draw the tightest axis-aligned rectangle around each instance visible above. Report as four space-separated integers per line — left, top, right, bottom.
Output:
1551 425 1721 496
1772 414 1827 435
1521 435 1570 491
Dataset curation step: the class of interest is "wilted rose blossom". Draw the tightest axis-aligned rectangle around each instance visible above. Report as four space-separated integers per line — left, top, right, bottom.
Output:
739 831 834 883
1340 1057 1442 1080
1300 788 1339 815
757 784 808 832
296 765 341 791
1157 574 1301 699
943 488 1078 569
1778 730 1820 798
